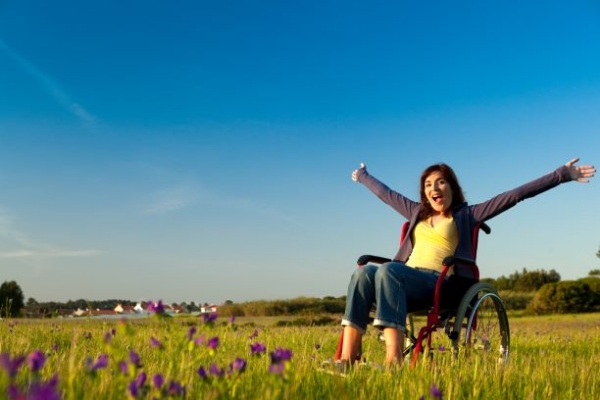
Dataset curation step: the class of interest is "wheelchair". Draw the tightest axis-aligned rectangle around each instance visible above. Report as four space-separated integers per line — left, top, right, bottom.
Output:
334 222 510 368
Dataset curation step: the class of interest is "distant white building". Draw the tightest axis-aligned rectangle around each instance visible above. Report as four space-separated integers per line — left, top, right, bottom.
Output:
134 302 144 314
200 305 218 314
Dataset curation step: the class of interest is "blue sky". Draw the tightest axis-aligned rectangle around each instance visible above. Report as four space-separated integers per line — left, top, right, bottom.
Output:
0 1 599 305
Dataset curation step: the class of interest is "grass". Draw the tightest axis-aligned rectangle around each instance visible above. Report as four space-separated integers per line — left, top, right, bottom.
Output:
0 312 598 399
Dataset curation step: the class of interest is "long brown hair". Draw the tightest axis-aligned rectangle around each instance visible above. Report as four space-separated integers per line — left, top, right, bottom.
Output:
418 163 466 220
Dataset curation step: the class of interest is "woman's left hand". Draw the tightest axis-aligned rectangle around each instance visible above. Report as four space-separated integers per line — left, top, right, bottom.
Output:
565 158 596 183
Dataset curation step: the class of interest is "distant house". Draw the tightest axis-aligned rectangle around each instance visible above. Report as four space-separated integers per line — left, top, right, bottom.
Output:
200 305 218 314
114 304 136 314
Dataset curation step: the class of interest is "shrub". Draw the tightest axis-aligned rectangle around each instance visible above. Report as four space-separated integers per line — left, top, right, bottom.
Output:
527 281 595 315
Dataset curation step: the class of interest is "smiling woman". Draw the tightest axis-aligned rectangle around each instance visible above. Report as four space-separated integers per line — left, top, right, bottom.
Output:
337 158 595 369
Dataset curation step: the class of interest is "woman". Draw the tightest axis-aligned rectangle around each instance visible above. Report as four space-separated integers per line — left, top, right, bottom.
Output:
339 158 595 369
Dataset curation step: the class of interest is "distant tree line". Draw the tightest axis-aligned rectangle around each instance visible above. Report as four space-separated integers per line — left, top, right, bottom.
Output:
2 266 599 319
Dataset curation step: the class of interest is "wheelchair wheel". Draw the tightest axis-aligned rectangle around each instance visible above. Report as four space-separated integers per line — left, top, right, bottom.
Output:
452 282 510 364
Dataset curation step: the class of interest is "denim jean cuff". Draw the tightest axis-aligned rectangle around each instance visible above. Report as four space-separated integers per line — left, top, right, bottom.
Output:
340 319 366 335
372 319 406 333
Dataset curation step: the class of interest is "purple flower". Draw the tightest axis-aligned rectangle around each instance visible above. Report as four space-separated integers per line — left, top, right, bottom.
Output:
135 371 147 388
270 347 293 364
150 337 163 348
129 350 142 368
128 380 139 398
104 331 112 344
0 353 26 378
147 300 165 314
167 380 185 396
206 336 219 350
250 342 267 355
118 360 129 375
209 363 224 378
25 374 61 400
430 384 443 399
153 373 164 389
194 334 206 346
229 316 236 324
438 345 446 352
202 312 217 324
52 344 58 352
187 326 197 341
248 329 259 340
229 357 247 374
269 363 285 374
27 350 46 373
87 354 108 371
197 366 208 380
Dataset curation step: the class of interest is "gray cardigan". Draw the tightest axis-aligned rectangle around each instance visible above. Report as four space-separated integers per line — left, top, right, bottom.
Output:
356 165 573 264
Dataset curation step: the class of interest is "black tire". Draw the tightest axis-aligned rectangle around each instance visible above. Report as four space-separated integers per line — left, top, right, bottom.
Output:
452 282 510 363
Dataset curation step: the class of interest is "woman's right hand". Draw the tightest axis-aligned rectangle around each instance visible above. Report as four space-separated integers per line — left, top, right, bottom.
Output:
351 163 366 182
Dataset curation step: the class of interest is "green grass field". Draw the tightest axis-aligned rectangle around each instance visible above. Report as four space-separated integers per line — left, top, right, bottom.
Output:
1 312 598 399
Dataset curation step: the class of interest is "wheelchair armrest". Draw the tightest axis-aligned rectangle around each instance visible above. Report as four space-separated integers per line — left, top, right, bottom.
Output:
442 255 477 267
356 255 392 266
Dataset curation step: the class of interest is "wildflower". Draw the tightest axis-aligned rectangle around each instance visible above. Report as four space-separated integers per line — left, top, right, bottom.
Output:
150 336 163 349
249 329 259 340
430 384 443 399
269 363 285 374
197 366 208 380
202 312 217 324
194 334 206 346
229 316 236 324
438 345 446 352
0 353 25 379
269 347 293 375
250 342 267 355
135 371 147 388
209 363 224 378
229 357 247 374
128 380 139 398
147 300 165 315
314 344 321 350
27 350 46 373
129 350 142 368
87 353 109 371
52 344 58 352
118 361 129 375
270 347 293 364
104 331 113 344
206 336 219 350
153 373 164 389
187 326 197 341
167 380 185 396
28 374 61 400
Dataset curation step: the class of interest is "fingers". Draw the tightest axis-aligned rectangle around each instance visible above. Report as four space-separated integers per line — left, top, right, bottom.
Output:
574 164 596 183
351 162 366 182
565 158 579 168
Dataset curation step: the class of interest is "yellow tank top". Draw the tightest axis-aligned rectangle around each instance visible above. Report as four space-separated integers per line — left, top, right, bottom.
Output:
405 215 458 272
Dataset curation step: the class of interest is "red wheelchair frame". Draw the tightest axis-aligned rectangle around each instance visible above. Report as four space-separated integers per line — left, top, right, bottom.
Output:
333 221 506 368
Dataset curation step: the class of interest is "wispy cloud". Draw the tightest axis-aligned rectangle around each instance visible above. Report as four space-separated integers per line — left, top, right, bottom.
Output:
0 39 96 123
0 211 100 260
218 196 303 227
141 183 199 215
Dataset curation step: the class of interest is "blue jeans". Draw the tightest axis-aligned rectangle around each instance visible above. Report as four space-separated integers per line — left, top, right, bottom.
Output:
341 262 441 333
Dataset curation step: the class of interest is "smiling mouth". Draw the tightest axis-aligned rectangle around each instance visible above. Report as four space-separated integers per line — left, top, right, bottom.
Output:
431 195 443 204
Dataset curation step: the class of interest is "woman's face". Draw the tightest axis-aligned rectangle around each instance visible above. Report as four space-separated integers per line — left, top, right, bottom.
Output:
424 171 453 214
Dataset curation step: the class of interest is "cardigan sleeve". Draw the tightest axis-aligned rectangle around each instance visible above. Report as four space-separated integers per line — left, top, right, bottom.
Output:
470 165 572 222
